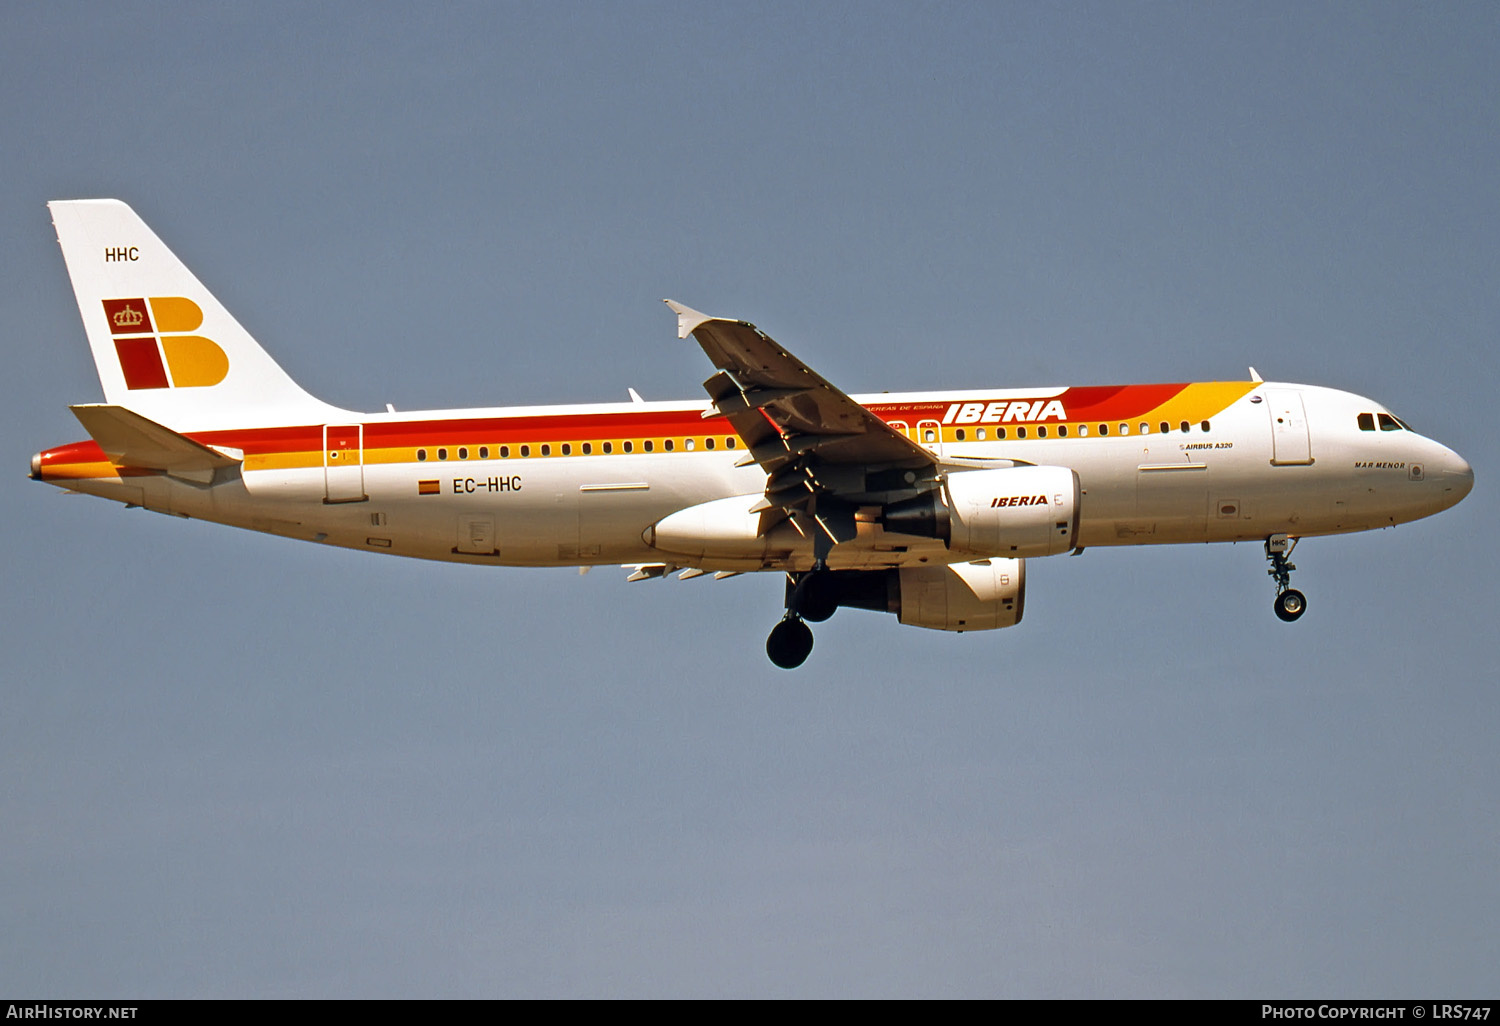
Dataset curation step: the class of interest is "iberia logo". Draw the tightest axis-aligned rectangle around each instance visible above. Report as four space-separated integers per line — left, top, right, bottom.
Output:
101 297 228 390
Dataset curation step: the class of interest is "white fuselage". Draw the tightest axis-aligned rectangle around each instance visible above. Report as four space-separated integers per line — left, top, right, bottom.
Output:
43 381 1473 573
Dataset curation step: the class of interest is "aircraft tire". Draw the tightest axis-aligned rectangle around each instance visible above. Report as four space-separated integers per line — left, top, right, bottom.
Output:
798 583 837 623
1274 589 1307 622
767 617 814 668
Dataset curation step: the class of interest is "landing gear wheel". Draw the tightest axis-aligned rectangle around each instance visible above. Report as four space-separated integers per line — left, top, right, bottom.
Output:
799 598 836 623
798 578 837 623
766 617 814 669
786 566 838 623
1274 588 1307 622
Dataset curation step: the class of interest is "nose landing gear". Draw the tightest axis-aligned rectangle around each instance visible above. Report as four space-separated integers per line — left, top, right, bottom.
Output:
1265 534 1307 622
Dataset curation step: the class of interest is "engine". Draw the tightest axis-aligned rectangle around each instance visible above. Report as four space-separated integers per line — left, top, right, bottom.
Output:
798 559 1026 632
882 465 1080 558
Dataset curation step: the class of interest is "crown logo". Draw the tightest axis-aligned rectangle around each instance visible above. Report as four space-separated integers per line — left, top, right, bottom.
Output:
113 305 144 328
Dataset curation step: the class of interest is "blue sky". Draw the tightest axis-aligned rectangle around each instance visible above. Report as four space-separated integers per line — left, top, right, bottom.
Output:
3 1 1496 997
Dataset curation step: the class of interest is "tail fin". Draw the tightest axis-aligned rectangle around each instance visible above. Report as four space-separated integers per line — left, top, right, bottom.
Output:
49 199 345 430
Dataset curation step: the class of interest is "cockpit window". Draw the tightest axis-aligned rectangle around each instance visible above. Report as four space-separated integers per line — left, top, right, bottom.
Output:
1357 413 1375 431
1378 413 1403 432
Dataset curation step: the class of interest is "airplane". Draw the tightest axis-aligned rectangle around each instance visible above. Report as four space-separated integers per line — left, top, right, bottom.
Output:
31 200 1474 668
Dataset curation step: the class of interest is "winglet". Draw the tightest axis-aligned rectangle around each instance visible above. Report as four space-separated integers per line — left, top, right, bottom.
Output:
1249 366 1263 382
664 299 715 339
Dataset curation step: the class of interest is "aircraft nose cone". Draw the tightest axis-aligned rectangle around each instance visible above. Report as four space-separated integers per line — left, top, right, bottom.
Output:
1445 451 1474 502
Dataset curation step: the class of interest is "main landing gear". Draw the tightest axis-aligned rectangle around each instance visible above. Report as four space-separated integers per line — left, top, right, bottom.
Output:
767 616 814 669
766 565 834 669
1265 534 1307 622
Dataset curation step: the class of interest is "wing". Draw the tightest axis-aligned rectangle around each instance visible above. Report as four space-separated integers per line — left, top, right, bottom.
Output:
667 300 940 554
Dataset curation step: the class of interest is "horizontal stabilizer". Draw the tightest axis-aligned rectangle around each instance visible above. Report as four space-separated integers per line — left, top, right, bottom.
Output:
70 404 240 484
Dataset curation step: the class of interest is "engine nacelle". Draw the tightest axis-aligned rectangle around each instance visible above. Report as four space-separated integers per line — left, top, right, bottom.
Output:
896 560 1025 631
883 465 1079 558
645 493 802 561
800 560 1026 632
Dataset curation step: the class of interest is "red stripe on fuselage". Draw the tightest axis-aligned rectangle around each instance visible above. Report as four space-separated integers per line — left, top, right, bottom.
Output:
1053 383 1187 420
38 382 1214 467
38 439 107 466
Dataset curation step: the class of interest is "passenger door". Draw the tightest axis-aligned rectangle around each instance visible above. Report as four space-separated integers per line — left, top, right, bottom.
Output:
1267 390 1313 466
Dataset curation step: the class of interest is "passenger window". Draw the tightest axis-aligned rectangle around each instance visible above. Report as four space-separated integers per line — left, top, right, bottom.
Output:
1180 421 1190 433
665 439 674 451
1139 423 1149 434
417 449 427 461
705 438 715 450
603 442 612 454
644 440 653 452
1058 425 1068 437
685 439 695 451
582 442 592 455
976 428 987 440
561 443 571 456
955 429 966 441
623 441 633 453
458 447 468 460
1078 425 1088 437
479 446 489 459
1099 424 1109 436
500 446 510 458
541 444 551 456
1037 426 1047 438
923 428 936 442
1200 420 1210 432
1378 413 1402 431
1158 421 1168 434
726 437 736 449
438 448 448 460
998 428 1007 439
1017 427 1027 439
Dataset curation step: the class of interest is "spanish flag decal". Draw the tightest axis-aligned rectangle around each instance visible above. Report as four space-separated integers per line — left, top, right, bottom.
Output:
418 480 440 495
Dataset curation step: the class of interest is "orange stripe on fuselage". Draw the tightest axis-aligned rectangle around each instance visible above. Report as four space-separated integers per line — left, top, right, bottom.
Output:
35 440 151 481
36 383 1260 481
